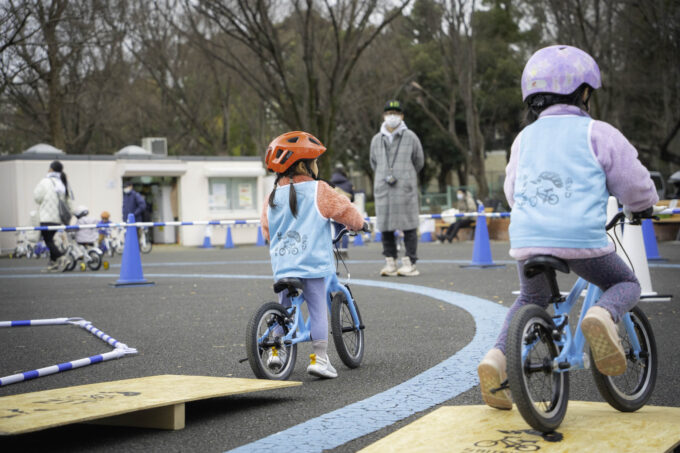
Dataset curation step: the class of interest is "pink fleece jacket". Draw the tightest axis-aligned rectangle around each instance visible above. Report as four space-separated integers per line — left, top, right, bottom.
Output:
260 175 365 242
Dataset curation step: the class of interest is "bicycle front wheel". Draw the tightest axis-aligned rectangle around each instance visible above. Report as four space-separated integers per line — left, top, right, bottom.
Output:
507 305 569 433
591 306 657 412
331 290 364 368
245 302 297 380
140 236 152 254
87 250 102 271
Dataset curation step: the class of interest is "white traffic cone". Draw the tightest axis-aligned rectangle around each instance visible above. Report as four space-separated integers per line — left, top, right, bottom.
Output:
608 197 670 302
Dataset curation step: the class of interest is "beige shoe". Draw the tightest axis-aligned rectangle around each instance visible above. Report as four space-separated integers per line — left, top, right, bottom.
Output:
477 348 512 410
380 257 398 276
582 306 627 376
397 257 420 276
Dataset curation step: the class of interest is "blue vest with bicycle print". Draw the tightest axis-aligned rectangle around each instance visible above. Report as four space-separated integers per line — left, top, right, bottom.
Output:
510 115 609 249
268 181 334 281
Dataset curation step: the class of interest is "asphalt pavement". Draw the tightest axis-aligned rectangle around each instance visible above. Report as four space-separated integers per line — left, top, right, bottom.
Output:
0 238 678 452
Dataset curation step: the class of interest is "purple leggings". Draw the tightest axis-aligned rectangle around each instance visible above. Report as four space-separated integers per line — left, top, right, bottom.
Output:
278 277 328 342
494 252 640 354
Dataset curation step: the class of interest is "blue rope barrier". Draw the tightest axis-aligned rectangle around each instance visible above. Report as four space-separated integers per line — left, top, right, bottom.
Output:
2 208 676 233
0 317 137 386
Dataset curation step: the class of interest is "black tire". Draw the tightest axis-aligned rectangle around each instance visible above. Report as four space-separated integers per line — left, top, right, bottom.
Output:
330 290 364 368
590 306 657 412
246 302 297 380
87 250 102 271
26 244 33 259
64 254 77 272
507 305 569 433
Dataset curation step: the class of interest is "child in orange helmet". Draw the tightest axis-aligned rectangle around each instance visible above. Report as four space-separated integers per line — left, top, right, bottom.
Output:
260 131 366 378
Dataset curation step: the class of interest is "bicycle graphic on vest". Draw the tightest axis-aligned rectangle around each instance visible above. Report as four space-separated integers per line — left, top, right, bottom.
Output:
274 230 308 256
515 171 573 207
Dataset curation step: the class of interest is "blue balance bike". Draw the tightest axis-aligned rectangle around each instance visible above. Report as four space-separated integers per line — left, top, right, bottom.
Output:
246 226 367 380
504 210 658 432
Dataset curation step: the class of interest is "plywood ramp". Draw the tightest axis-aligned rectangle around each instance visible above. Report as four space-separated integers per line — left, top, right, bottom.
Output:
361 402 680 453
0 375 300 435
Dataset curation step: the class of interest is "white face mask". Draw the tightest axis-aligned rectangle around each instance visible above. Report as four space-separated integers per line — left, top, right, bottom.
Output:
124 187 132 194
384 114 402 129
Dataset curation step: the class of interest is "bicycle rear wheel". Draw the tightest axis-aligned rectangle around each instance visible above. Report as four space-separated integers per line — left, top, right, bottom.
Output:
591 306 657 412
330 290 364 368
246 302 297 380
87 250 102 271
507 305 569 433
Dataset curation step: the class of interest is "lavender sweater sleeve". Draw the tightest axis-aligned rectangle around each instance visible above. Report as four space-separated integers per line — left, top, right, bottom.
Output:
590 120 658 211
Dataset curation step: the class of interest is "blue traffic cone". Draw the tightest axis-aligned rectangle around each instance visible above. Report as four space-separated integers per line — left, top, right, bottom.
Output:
255 226 266 246
374 230 382 242
642 219 665 261
420 231 433 243
111 214 154 287
461 213 504 269
201 225 213 249
353 230 364 246
224 226 234 249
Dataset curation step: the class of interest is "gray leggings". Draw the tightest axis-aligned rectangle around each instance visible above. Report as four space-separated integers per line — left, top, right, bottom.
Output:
494 252 640 354
278 277 328 341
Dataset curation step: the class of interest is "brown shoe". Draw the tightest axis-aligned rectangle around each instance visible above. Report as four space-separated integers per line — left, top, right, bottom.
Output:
477 348 512 410
582 306 627 376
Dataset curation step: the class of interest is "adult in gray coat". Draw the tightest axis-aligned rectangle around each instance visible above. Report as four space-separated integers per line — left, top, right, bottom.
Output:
370 100 424 276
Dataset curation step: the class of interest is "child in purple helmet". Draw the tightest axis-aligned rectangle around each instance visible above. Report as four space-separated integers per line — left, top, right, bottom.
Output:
477 45 658 410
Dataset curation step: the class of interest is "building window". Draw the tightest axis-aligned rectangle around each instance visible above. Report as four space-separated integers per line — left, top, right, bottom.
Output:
208 177 257 212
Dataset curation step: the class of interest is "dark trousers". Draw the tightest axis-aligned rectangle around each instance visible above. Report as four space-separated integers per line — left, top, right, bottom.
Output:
443 218 474 241
40 222 63 261
381 228 418 263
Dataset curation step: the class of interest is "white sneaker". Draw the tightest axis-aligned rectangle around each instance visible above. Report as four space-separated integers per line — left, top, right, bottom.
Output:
380 257 398 277
42 261 57 273
477 348 512 410
397 257 420 276
582 306 627 376
307 354 337 379
266 347 284 369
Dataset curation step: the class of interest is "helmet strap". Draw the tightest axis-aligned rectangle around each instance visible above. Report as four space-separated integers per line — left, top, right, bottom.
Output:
303 160 319 180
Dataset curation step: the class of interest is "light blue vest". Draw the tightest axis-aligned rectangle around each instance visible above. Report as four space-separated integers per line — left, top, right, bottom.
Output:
268 181 334 280
510 115 609 249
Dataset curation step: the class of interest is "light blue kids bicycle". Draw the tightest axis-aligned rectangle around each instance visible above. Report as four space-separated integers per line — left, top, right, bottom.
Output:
503 210 658 432
246 227 367 380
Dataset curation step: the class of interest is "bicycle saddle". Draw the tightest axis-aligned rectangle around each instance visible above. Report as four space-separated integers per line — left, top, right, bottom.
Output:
523 255 570 278
273 277 304 295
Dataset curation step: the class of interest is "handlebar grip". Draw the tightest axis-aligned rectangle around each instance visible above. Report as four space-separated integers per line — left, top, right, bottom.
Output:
605 211 625 231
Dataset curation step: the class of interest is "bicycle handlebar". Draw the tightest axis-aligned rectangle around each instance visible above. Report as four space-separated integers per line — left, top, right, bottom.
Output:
605 205 664 231
333 222 370 245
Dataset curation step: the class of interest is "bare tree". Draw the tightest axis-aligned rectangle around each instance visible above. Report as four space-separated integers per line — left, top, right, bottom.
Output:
1 1 128 153
183 0 410 174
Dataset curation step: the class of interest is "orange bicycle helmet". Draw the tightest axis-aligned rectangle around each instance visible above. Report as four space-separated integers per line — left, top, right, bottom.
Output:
265 131 326 174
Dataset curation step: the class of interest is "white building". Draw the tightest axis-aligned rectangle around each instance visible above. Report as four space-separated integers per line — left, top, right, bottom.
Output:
0 145 269 252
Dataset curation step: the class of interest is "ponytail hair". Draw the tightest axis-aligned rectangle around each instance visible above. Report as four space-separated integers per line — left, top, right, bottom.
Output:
268 160 314 218
60 172 72 199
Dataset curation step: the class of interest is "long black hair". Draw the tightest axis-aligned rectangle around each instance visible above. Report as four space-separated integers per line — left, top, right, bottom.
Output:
523 83 592 125
267 159 318 218
50 160 72 199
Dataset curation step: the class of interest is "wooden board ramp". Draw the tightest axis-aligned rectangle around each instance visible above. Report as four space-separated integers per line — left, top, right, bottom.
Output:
360 402 680 453
0 375 301 435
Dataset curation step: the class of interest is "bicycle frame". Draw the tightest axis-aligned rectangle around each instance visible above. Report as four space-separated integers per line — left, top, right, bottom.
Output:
261 272 360 348
537 277 643 373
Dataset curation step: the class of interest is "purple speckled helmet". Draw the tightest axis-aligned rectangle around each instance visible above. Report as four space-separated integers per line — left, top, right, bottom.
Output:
521 45 601 101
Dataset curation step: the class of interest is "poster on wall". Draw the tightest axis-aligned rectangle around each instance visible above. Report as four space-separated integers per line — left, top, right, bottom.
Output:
238 183 253 209
211 182 228 210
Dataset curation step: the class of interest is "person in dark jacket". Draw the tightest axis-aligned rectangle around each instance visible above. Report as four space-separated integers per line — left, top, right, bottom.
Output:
330 163 355 255
122 181 146 222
